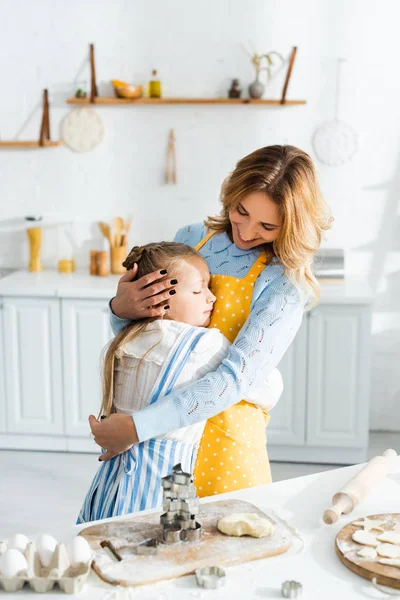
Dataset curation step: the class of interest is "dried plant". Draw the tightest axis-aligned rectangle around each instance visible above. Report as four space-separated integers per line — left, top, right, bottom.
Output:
242 43 285 81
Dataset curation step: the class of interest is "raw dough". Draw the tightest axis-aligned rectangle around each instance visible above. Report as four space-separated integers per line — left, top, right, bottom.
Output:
379 558 400 567
352 518 385 532
357 546 377 559
352 530 379 547
377 531 400 545
376 543 400 558
217 513 274 538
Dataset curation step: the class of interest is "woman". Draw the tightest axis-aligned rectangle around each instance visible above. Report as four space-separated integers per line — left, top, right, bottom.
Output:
90 145 332 494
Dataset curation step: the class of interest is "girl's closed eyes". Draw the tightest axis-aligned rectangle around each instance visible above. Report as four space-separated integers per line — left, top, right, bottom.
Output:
165 257 216 328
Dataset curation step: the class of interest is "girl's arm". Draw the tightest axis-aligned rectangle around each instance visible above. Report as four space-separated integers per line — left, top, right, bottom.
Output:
246 368 284 411
133 272 304 441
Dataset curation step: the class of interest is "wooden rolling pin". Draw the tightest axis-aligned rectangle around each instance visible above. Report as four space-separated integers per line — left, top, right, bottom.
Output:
323 449 397 524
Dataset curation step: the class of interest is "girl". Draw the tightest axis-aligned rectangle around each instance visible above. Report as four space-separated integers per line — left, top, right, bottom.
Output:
90 144 332 496
78 242 282 522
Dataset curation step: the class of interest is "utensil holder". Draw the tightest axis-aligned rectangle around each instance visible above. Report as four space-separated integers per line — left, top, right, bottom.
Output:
110 245 127 274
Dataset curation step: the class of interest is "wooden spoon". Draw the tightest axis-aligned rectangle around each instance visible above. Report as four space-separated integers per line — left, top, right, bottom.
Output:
119 216 132 247
114 217 124 247
98 221 112 243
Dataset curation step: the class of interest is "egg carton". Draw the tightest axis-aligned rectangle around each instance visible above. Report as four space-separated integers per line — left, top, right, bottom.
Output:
0 541 92 594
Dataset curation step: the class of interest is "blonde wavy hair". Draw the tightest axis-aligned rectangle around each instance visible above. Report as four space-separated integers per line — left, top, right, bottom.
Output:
206 145 333 305
100 242 203 418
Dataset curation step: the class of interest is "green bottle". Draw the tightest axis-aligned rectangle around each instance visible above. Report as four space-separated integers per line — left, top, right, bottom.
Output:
149 69 162 98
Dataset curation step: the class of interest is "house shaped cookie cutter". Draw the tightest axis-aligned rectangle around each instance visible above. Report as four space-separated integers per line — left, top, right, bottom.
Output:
160 464 202 544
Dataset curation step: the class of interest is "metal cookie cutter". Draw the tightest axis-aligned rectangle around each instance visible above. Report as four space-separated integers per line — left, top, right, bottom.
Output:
281 580 303 598
160 463 202 545
162 522 202 544
195 566 226 589
136 538 159 555
162 524 183 544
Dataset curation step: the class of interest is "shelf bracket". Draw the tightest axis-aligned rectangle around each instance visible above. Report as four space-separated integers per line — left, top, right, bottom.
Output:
89 43 98 103
280 47 297 105
39 89 51 146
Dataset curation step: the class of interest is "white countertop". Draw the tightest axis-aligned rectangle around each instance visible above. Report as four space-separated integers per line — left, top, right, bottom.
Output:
0 270 121 300
0 269 373 304
9 457 400 599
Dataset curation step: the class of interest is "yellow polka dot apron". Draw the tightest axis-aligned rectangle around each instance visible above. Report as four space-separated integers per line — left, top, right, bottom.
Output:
193 230 272 497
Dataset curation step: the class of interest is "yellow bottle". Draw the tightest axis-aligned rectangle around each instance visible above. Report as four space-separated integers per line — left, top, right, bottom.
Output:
149 69 162 98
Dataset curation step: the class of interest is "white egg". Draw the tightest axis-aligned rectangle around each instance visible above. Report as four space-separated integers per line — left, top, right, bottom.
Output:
7 533 29 554
36 534 57 568
66 537 92 567
0 549 28 578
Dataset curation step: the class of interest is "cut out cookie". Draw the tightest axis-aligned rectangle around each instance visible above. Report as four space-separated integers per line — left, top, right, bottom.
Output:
376 543 400 558
217 513 274 538
352 530 379 547
357 546 377 559
352 518 385 532
379 558 400 567
377 531 400 545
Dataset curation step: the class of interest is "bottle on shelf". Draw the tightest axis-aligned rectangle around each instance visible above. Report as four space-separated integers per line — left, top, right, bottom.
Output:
149 69 162 98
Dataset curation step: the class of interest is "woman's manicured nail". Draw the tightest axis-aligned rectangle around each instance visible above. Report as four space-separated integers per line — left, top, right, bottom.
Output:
160 269 167 275
98 458 103 462
169 289 176 295
164 305 170 310
170 279 178 285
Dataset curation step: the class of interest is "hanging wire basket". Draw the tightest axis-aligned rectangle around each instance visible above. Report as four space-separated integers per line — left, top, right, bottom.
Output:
312 59 358 166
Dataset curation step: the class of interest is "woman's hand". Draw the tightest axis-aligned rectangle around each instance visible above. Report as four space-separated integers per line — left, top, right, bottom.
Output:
110 263 178 320
89 414 139 460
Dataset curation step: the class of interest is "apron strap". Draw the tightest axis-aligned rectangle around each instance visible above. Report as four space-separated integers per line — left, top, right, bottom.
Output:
194 230 216 251
148 327 207 405
195 227 270 284
244 251 268 281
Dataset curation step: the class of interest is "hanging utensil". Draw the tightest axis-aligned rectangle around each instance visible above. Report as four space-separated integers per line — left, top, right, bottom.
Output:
166 129 177 184
312 58 358 166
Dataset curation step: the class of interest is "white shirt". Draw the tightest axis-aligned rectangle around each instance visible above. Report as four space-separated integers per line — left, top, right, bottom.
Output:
113 320 283 446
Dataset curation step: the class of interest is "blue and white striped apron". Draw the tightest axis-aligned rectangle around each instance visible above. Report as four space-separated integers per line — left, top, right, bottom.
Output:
77 326 206 524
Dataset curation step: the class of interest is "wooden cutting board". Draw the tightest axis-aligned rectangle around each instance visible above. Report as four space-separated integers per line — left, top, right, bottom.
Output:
336 513 400 589
79 499 292 587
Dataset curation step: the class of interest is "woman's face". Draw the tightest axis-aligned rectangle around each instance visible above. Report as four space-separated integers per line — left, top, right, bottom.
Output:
166 256 216 327
229 191 283 250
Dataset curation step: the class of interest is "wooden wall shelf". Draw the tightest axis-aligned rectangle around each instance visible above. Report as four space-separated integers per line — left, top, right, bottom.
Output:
0 89 63 149
67 44 305 107
0 140 63 148
67 97 306 106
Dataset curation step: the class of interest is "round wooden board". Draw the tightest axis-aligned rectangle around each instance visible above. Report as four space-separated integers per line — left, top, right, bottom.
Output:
335 513 400 589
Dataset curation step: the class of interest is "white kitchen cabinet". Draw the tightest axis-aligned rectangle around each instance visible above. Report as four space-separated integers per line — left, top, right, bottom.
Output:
0 270 373 462
267 321 308 446
306 305 371 449
268 304 371 465
61 299 113 438
2 297 63 435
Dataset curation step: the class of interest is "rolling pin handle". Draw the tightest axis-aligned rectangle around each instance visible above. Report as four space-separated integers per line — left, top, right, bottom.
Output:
323 509 339 525
323 493 354 525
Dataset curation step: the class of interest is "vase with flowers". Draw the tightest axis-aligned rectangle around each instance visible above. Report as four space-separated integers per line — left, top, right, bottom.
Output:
247 50 284 99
